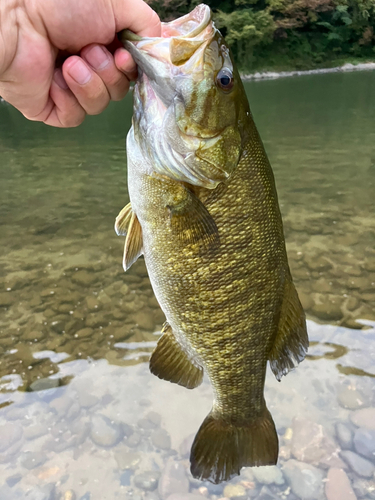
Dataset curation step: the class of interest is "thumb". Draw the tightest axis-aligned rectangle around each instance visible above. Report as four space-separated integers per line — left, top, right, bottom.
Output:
112 0 161 37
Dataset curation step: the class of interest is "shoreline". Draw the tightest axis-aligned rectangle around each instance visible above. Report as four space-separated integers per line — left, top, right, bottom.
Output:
241 61 375 81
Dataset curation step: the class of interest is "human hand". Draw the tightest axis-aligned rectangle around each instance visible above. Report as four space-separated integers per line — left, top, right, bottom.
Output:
0 0 160 127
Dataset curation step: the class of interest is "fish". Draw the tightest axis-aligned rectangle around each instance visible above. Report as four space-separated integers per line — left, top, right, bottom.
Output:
115 4 308 484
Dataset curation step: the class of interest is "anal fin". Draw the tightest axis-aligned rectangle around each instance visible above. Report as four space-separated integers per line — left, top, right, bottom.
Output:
114 203 143 271
150 322 203 389
269 278 309 381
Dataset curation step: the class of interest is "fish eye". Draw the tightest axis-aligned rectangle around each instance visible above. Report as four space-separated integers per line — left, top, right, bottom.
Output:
216 68 234 92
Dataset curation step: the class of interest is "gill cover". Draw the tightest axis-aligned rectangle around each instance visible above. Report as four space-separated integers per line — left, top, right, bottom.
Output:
120 4 249 189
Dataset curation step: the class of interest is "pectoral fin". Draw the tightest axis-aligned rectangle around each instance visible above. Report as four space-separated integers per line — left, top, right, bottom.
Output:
150 322 203 389
115 203 143 271
269 278 309 381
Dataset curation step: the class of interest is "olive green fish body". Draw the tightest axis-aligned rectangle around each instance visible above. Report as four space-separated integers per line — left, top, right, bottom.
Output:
116 4 308 484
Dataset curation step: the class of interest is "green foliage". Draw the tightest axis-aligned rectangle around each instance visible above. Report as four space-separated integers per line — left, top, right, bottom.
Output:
146 0 375 71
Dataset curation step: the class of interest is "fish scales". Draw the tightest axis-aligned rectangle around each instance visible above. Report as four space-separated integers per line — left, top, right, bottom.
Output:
116 3 308 484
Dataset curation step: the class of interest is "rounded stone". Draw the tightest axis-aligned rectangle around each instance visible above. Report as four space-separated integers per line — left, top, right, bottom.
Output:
325 468 356 500
223 484 247 498
21 451 46 470
350 408 375 430
335 422 353 450
90 415 123 447
71 270 96 286
353 428 375 460
251 465 284 485
0 423 23 452
337 386 368 410
134 471 160 491
282 459 324 500
151 429 171 450
158 460 189 499
340 450 375 478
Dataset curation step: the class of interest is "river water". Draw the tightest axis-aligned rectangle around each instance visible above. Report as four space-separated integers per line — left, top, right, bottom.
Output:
0 71 374 500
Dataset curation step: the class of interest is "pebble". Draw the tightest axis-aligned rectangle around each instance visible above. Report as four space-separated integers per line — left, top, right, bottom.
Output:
120 469 133 486
5 473 22 487
282 459 324 500
0 292 15 307
90 414 123 447
340 450 375 477
71 270 96 286
223 484 246 498
147 411 162 427
30 378 60 392
257 486 280 500
353 428 375 460
134 471 160 491
127 432 141 448
352 478 375 499
325 468 357 500
21 451 46 470
337 386 368 409
290 417 341 468
114 449 141 470
24 423 47 440
64 491 76 500
350 408 375 430
251 465 284 485
75 328 94 339
138 418 158 430
158 460 189 499
151 429 171 450
133 310 155 331
49 395 74 417
0 423 23 452
335 422 353 450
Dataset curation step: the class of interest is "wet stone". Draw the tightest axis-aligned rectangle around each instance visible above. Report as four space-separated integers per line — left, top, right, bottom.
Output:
49 395 74 417
337 386 368 410
257 486 280 500
134 471 160 492
78 392 98 409
352 478 375 500
21 450 46 469
71 270 97 286
133 310 155 330
353 428 375 460
251 465 284 485
223 483 247 498
335 422 353 450
75 328 94 339
138 418 158 430
6 473 22 487
340 450 375 477
120 469 134 486
0 292 15 307
114 449 141 470
158 460 189 499
85 296 101 311
325 468 357 500
350 408 375 430
147 411 162 427
24 423 47 440
151 429 171 450
90 414 123 447
282 459 324 500
30 377 59 392
127 432 141 448
0 423 23 452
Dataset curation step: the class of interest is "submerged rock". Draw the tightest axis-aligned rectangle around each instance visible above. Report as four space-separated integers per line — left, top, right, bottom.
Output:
282 459 324 500
335 422 353 450
251 465 284 485
353 428 375 460
340 450 375 478
134 471 160 491
350 408 375 430
90 414 123 447
158 460 189 499
325 468 357 500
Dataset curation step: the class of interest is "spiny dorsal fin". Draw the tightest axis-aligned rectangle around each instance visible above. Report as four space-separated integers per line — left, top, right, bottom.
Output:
115 203 133 236
123 212 143 271
269 278 309 381
150 322 203 389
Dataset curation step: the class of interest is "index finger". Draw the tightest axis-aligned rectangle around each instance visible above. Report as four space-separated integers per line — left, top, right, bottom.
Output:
112 0 161 37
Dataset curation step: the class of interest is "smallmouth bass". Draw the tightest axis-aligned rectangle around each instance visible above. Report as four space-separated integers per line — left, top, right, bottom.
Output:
116 4 308 484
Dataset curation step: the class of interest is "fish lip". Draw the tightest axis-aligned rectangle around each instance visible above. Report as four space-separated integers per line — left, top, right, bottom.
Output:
119 4 212 43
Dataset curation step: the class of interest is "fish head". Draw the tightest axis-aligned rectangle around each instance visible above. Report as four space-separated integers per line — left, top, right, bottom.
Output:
121 4 250 188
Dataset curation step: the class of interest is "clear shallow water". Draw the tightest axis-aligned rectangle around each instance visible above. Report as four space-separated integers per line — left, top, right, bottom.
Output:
0 71 374 500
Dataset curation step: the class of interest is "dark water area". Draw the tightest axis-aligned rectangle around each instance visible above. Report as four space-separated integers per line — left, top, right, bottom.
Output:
0 71 374 499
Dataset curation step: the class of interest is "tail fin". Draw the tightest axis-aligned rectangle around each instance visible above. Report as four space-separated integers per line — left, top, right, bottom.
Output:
190 407 278 484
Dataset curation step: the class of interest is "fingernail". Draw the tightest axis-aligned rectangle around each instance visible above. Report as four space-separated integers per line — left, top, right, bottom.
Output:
53 68 68 89
67 59 92 85
85 45 109 70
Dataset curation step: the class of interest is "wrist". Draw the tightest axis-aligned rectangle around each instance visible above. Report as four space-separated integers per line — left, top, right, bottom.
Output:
0 0 22 77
